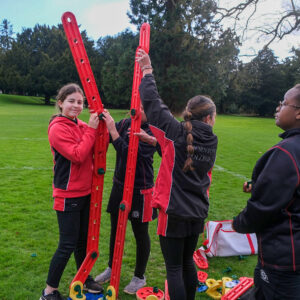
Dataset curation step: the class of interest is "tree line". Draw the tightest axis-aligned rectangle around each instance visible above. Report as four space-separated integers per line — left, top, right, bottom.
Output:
0 0 299 116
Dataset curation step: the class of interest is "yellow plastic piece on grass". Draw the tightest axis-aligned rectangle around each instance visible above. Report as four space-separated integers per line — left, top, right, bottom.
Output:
145 296 159 300
205 278 223 299
69 281 86 300
221 277 232 295
106 286 116 300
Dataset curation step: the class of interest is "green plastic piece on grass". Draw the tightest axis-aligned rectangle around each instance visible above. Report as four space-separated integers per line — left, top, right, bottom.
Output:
222 267 232 273
31 253 37 257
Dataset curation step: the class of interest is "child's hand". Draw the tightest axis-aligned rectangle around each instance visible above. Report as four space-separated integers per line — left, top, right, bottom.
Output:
88 113 100 129
243 181 252 193
134 129 156 146
102 110 119 141
136 49 152 75
102 110 116 132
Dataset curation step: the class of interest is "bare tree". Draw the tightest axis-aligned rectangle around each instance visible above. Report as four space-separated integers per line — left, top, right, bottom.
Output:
216 0 300 47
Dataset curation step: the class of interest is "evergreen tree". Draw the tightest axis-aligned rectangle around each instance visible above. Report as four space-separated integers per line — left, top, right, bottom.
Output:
128 0 240 112
0 19 13 51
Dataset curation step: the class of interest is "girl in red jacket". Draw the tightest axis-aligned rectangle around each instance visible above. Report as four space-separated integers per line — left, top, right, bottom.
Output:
137 50 218 300
40 83 103 300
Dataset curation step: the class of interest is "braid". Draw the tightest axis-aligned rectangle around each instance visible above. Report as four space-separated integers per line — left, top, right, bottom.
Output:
182 95 216 173
182 111 195 172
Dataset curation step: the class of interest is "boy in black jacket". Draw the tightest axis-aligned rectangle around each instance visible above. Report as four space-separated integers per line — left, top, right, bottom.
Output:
233 84 300 299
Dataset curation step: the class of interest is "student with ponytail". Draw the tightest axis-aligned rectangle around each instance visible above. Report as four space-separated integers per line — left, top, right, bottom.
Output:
40 83 103 300
136 50 218 300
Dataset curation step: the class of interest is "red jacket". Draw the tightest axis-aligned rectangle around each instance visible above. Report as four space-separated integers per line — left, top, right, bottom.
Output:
48 115 97 203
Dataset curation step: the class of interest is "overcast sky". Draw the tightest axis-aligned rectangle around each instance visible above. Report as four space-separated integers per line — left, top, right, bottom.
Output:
1 0 299 62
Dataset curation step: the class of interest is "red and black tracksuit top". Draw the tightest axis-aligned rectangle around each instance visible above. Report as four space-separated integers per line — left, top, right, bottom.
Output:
233 128 300 271
139 74 218 236
48 115 97 211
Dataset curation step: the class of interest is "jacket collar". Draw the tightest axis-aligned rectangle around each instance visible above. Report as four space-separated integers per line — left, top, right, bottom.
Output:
280 128 300 139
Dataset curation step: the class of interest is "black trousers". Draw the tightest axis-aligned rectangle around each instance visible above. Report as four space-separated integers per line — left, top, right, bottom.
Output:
108 212 150 278
159 235 199 300
252 262 300 300
46 197 90 288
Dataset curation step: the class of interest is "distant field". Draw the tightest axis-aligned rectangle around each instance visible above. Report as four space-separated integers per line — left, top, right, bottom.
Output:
0 94 281 299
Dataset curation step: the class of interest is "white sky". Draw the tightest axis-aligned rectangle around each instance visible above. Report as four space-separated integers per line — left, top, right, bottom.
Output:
218 0 300 62
1 0 299 62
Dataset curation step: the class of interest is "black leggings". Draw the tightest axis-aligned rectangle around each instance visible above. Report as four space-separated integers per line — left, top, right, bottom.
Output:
46 201 90 288
108 212 150 278
159 235 199 300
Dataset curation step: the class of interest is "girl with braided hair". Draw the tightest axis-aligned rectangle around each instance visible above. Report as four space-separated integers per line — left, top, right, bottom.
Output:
136 49 218 300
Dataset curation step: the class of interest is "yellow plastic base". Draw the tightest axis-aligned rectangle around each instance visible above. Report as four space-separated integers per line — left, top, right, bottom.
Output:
206 279 223 300
69 281 86 300
205 277 233 299
106 286 116 300
145 296 159 300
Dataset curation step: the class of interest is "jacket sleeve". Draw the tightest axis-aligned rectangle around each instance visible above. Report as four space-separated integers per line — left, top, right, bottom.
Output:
112 120 156 161
233 147 300 233
49 122 96 164
139 74 181 141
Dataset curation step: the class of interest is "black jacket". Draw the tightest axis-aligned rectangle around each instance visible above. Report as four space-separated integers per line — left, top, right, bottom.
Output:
233 128 300 271
111 118 158 190
139 74 218 220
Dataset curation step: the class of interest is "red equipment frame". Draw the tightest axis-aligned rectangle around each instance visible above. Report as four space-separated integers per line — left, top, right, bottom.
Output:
221 277 254 300
61 11 107 298
107 23 150 300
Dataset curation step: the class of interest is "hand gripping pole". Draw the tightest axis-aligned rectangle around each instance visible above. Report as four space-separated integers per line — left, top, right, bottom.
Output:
62 11 108 299
106 23 150 300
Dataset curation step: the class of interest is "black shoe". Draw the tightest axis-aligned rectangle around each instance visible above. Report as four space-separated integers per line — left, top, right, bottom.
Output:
83 277 104 294
39 289 66 300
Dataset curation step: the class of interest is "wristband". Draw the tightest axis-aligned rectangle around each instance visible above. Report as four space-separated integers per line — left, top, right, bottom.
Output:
141 65 153 71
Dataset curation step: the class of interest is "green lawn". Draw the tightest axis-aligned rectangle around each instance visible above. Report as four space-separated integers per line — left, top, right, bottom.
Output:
0 94 281 299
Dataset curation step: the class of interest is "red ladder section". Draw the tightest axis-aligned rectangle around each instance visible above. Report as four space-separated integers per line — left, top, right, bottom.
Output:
108 23 150 299
221 277 254 300
62 11 107 289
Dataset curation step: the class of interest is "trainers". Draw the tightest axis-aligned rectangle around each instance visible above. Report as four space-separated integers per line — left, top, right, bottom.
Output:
95 267 111 284
123 276 146 295
39 289 66 300
83 277 104 294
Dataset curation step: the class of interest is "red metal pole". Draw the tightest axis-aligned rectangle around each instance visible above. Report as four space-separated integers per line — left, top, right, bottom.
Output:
61 11 107 292
107 23 150 299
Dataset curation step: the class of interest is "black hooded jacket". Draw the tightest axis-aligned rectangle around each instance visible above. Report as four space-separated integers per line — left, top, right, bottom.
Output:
233 128 300 271
139 74 218 220
111 118 159 190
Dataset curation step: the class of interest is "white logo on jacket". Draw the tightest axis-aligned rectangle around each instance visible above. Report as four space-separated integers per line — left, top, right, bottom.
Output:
260 269 269 283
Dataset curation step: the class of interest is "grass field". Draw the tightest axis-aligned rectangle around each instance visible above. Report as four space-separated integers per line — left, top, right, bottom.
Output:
0 94 281 299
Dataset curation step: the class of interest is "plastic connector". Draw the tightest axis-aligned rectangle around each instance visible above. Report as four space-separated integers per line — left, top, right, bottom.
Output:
97 168 105 175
